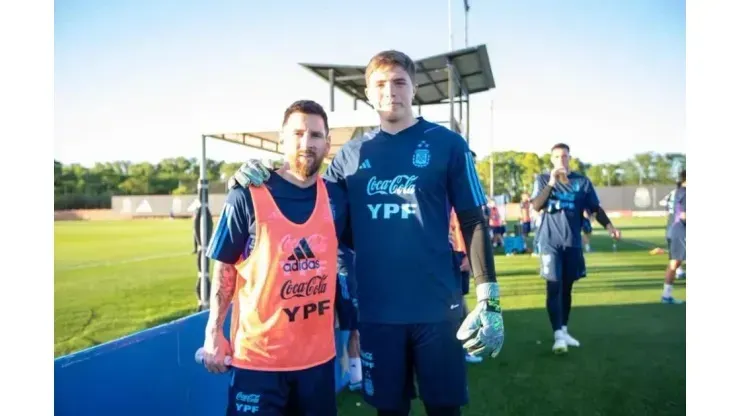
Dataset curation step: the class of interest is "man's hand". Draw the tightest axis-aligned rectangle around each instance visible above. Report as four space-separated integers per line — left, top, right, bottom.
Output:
201 329 233 374
460 256 471 273
228 159 272 189
348 330 361 357
456 282 504 358
548 167 568 186
606 224 622 240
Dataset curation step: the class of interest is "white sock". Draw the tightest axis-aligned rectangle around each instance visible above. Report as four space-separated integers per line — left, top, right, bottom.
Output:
554 329 565 340
663 284 673 299
562 326 569 334
349 357 362 383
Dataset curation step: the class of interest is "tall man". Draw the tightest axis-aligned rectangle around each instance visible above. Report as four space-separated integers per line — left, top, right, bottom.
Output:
531 143 621 354
200 100 352 416
662 170 686 304
231 50 503 416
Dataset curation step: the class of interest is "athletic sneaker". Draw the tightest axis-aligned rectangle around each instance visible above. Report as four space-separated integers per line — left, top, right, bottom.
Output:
661 296 684 304
562 329 580 347
552 330 568 354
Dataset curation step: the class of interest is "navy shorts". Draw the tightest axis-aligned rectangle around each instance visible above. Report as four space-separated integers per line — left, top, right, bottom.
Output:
226 358 336 416
521 221 531 235
670 233 686 261
538 245 587 282
582 219 592 234
358 321 469 410
493 226 506 235
461 270 470 295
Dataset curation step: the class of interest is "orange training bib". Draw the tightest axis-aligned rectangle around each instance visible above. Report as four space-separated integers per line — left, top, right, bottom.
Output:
230 179 338 371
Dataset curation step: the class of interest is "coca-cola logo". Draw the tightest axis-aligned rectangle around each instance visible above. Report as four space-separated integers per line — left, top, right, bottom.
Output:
280 274 328 299
235 392 260 404
279 234 327 254
366 175 418 196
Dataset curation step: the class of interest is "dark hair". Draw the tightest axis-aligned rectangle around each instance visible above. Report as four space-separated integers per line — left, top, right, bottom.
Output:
365 50 416 83
282 100 329 134
679 169 686 183
551 143 570 152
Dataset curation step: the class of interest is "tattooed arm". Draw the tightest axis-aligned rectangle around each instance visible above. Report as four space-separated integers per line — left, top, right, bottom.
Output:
201 187 253 373
205 261 237 337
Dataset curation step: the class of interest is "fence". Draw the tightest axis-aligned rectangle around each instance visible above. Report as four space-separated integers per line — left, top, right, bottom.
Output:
105 185 678 219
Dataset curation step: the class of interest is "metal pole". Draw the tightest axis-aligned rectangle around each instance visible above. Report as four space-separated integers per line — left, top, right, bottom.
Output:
465 92 470 143
489 99 494 197
329 69 335 111
448 0 453 50
448 59 455 132
198 134 210 310
464 3 469 47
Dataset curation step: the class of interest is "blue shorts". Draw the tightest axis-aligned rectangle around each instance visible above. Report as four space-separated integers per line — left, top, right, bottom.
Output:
670 234 686 261
521 221 531 235
226 358 336 416
461 270 470 295
493 226 506 235
538 245 587 282
358 321 469 410
582 219 592 234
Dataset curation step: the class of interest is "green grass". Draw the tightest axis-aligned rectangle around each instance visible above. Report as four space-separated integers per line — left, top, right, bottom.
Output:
54 216 685 415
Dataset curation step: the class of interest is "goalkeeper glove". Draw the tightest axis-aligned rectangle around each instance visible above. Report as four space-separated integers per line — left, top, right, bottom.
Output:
227 159 271 189
456 282 505 358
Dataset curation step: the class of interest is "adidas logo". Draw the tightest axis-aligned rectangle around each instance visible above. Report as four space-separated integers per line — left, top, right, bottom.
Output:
283 238 321 272
359 159 371 170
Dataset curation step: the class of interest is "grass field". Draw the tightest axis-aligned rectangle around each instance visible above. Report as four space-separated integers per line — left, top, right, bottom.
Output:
54 216 685 415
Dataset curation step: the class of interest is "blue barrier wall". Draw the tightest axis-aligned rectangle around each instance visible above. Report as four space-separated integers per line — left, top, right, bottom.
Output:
54 310 350 416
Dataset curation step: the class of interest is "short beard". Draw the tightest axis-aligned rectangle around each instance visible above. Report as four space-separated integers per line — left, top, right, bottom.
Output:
291 150 323 179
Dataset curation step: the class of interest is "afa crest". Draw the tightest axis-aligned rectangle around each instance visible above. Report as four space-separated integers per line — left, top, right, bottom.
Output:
412 141 431 168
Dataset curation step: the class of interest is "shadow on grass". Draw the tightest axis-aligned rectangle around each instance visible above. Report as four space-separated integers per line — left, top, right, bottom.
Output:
504 279 685 297
337 302 686 416
499 262 669 278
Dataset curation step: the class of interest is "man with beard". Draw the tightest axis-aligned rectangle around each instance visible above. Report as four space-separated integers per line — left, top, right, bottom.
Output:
230 50 502 416
199 100 353 416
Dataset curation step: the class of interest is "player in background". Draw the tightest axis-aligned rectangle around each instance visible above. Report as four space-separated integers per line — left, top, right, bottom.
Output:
661 170 686 304
531 143 621 354
520 193 532 239
200 100 352 416
660 184 686 278
487 200 505 247
581 210 593 253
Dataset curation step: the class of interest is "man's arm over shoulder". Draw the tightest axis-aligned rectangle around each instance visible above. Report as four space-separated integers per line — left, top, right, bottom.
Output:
447 134 488 212
323 142 357 189
325 180 350 241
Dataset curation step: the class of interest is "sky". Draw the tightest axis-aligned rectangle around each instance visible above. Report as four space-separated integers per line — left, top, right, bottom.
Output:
54 0 686 167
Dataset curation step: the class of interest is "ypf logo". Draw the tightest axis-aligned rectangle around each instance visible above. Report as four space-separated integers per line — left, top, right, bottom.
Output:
282 237 321 273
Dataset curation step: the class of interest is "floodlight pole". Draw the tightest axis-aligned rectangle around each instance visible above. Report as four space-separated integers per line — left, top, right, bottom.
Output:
198 134 210 310
464 1 469 47
328 69 336 111
448 0 453 50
